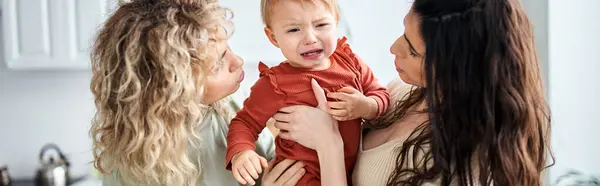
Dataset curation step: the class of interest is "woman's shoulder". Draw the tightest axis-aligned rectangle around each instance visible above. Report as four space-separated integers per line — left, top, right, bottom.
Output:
101 171 122 186
386 78 414 101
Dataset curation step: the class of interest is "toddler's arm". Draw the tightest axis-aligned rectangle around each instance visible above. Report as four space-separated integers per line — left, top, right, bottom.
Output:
225 76 285 170
326 55 390 121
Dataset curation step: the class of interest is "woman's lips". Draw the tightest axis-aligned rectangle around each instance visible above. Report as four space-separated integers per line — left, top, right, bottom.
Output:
237 70 245 82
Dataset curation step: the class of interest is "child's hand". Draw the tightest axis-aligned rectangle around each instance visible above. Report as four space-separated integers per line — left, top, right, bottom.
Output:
327 87 378 121
231 150 269 185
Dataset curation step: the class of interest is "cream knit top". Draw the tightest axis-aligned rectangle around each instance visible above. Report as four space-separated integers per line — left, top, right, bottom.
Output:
352 135 406 186
352 79 491 186
351 79 438 186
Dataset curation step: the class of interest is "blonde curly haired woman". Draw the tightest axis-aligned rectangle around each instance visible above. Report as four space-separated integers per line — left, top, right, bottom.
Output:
89 0 294 185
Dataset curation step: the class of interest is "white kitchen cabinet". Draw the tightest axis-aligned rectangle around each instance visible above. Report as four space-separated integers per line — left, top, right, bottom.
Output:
2 0 109 70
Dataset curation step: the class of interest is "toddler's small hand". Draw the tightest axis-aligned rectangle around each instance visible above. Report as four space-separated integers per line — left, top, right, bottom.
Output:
231 150 268 185
327 87 377 121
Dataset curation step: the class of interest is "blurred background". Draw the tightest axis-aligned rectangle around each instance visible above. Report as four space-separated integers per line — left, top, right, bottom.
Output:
0 0 598 185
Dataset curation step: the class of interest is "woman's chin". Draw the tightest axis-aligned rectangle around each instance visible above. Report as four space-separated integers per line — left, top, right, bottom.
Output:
231 83 241 94
398 75 424 88
398 73 410 84
222 83 241 100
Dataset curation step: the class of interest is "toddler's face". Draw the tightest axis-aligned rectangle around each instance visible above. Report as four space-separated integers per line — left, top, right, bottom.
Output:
265 1 338 70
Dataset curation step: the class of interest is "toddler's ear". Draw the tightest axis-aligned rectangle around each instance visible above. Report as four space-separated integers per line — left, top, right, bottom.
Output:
264 27 279 48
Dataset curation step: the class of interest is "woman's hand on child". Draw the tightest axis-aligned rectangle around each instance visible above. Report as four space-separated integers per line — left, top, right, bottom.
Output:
326 87 378 121
273 79 343 152
262 159 305 186
231 150 268 185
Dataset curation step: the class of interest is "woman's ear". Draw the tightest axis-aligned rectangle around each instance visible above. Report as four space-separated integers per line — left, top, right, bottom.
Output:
264 27 280 48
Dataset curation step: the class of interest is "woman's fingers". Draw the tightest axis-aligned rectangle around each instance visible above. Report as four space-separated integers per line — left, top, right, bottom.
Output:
272 112 290 123
328 109 347 117
278 131 294 141
327 92 351 101
328 101 346 109
269 159 298 178
283 168 305 186
279 105 300 113
274 120 293 131
277 161 305 184
311 79 329 111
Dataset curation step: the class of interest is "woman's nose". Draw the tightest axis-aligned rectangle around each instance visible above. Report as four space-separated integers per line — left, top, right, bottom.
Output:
390 37 401 55
229 53 244 72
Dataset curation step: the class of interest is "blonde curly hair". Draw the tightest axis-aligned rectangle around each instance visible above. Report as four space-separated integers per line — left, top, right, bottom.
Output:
89 0 233 185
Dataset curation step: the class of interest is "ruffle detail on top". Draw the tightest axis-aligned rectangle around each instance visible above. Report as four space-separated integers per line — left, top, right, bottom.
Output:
336 36 358 62
258 62 285 95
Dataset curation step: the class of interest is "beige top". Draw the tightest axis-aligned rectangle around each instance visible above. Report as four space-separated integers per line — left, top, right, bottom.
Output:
351 78 438 186
352 79 489 186
352 134 439 186
352 136 406 186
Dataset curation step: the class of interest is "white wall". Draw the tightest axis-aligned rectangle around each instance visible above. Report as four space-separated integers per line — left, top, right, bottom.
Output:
547 0 600 183
337 1 409 84
522 0 549 89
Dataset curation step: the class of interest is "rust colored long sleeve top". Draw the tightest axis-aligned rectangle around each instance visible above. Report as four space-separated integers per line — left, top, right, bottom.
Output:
225 37 390 185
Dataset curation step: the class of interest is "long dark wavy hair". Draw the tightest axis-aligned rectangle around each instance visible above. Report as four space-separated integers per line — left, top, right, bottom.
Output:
365 0 554 185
